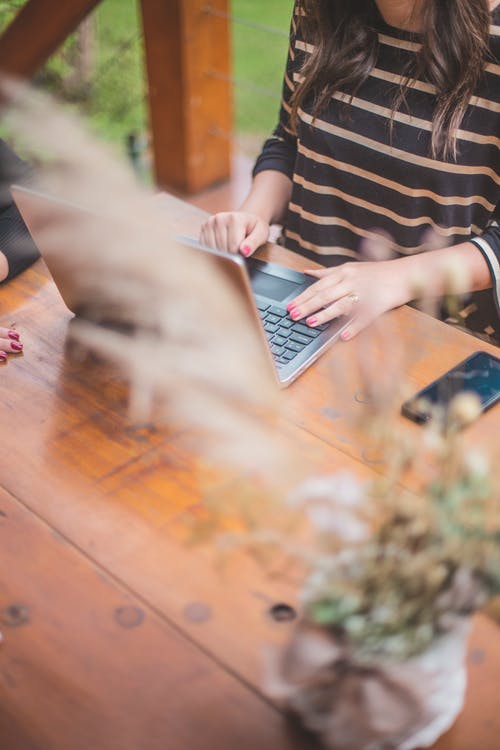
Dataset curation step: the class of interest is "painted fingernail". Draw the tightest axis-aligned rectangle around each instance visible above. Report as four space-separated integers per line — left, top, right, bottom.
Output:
8 330 19 340
286 302 297 312
0 352 7 361
240 245 251 257
341 330 351 341
11 341 23 351
290 309 301 320
306 316 318 326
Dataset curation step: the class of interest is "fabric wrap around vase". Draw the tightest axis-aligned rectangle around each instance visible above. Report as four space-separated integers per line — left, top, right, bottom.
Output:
265 618 471 750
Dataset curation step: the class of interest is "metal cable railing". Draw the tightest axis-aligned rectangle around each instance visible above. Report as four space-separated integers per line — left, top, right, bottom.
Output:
207 3 290 157
204 5 289 37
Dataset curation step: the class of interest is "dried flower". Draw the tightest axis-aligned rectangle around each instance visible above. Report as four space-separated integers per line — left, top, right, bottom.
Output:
447 392 482 429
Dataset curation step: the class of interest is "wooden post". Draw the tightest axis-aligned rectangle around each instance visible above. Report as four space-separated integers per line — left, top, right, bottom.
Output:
0 0 101 78
140 0 233 194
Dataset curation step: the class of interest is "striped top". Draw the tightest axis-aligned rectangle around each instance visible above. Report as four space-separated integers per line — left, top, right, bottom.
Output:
254 2 500 341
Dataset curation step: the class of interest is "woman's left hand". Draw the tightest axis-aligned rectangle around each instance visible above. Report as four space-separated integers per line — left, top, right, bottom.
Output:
0 327 23 362
287 260 410 340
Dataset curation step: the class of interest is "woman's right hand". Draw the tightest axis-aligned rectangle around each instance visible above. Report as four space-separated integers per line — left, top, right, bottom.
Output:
199 211 270 257
0 327 23 362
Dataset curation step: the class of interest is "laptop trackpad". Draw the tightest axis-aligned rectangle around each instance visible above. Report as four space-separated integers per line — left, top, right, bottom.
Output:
246 257 314 303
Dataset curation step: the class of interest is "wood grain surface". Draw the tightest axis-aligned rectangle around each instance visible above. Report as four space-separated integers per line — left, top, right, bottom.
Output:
0 0 101 79
0 192 498 749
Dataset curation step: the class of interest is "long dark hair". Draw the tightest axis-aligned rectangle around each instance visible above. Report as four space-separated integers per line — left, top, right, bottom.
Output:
291 0 491 159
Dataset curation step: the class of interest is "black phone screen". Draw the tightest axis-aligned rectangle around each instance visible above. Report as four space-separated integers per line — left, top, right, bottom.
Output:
402 351 500 423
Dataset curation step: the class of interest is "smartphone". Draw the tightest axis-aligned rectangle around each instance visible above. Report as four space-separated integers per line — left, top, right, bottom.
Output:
401 350 500 424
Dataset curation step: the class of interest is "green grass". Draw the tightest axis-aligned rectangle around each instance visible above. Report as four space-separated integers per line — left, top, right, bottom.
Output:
232 0 292 137
89 0 145 144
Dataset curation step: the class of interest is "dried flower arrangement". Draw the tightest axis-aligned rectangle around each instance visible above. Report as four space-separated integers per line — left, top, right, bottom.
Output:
192 389 499 749
297 402 497 654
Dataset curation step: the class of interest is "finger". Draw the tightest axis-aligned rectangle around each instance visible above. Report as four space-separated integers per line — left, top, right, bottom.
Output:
226 217 247 254
290 273 344 310
288 279 352 321
304 294 360 327
0 327 20 341
0 350 7 362
303 268 332 278
239 223 268 257
0 337 23 353
200 220 217 250
288 282 325 314
340 314 372 341
213 218 229 252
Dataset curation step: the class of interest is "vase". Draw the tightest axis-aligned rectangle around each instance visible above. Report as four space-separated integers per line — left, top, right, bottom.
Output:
265 617 471 750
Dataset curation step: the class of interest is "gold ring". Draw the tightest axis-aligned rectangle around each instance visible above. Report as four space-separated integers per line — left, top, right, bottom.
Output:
347 293 360 304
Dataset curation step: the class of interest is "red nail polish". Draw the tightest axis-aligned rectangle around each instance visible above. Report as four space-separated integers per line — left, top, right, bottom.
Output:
8 330 19 340
291 309 301 320
286 302 297 312
341 331 351 341
11 341 23 352
306 316 318 326
0 352 7 361
240 245 250 257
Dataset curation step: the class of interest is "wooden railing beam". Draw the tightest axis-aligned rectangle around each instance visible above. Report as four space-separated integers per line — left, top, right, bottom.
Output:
0 0 102 79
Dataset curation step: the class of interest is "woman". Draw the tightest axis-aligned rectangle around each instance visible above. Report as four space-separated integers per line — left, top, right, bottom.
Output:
0 138 40 361
200 0 500 343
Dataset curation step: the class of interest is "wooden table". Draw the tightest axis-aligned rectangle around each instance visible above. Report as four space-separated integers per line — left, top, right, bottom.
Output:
0 193 499 750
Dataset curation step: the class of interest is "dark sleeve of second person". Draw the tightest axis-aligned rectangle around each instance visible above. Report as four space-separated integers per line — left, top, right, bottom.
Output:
470 210 500 320
252 4 302 181
0 138 40 282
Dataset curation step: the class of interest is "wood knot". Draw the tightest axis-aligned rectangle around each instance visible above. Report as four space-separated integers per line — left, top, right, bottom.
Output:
183 602 212 624
320 406 342 421
114 606 145 629
1 604 30 627
125 423 158 442
269 603 297 623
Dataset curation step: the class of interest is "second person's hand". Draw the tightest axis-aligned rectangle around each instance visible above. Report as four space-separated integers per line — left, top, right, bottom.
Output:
199 211 270 257
0 327 23 362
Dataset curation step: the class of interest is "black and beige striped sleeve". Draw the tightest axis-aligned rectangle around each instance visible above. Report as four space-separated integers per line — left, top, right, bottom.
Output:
252 4 301 181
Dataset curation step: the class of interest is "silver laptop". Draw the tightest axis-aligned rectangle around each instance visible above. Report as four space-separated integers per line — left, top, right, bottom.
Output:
12 184 351 387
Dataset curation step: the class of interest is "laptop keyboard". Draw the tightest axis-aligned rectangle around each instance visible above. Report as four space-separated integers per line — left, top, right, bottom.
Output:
257 301 328 368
